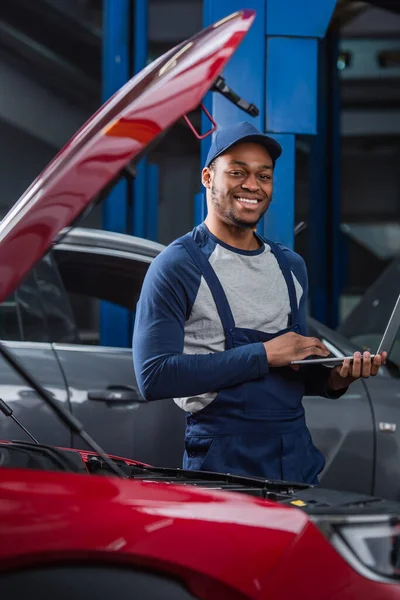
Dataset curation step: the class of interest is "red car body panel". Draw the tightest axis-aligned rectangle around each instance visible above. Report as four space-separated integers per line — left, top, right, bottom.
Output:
0 9 254 304
0 469 398 600
0 9 399 599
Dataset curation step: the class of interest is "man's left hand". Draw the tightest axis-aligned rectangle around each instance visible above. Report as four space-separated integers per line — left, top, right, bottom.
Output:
328 351 387 391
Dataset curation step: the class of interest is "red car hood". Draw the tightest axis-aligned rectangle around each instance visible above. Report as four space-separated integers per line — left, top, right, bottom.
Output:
0 9 255 303
0 468 310 593
1 469 395 600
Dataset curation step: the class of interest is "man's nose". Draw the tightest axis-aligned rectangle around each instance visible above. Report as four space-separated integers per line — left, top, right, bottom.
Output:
242 175 260 191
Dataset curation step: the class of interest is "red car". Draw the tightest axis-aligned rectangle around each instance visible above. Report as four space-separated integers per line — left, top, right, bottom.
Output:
0 10 399 599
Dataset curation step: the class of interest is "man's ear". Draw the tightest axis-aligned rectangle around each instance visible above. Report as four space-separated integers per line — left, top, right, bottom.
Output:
201 167 212 189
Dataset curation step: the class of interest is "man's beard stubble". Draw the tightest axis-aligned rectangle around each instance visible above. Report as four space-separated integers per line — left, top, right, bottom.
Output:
210 183 270 230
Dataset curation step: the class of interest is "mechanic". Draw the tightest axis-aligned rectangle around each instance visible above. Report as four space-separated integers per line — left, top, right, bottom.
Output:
132 121 387 484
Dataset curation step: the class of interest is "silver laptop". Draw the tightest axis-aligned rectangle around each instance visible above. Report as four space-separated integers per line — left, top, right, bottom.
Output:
291 293 400 366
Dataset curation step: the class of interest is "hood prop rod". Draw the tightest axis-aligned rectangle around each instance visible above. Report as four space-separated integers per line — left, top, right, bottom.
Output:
0 398 39 444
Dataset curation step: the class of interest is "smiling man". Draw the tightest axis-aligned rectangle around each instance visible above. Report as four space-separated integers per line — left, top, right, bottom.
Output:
133 121 386 484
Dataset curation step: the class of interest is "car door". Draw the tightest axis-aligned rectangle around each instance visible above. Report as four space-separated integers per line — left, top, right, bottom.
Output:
337 269 400 500
364 328 400 501
52 238 185 467
0 262 71 448
303 320 375 495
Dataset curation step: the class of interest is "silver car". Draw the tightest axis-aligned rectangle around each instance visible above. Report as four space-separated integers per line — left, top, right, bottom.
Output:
1 226 399 499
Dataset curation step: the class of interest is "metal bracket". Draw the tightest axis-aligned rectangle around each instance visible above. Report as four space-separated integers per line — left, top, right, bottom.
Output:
212 75 260 117
183 103 217 140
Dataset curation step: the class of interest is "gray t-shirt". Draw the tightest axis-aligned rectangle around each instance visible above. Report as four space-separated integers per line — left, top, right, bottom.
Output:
174 236 303 413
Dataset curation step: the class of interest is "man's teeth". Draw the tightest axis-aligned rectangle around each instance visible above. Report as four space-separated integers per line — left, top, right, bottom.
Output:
237 197 258 204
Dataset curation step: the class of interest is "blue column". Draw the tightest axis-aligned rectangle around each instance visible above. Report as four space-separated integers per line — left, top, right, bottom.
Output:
202 0 337 252
262 35 318 246
196 0 267 227
101 0 131 348
101 0 156 347
264 133 295 249
132 0 151 239
101 0 130 236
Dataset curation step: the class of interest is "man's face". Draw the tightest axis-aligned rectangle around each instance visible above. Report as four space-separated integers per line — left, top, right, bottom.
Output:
202 142 274 229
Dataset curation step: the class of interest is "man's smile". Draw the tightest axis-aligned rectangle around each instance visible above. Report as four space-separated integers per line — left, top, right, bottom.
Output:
234 195 265 209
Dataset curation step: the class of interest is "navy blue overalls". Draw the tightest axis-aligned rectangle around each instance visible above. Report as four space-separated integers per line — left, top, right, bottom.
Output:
180 233 325 484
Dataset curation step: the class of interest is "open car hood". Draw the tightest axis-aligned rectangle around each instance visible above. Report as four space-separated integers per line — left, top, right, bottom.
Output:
0 9 255 303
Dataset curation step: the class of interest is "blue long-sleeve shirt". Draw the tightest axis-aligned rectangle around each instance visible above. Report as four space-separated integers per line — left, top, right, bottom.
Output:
133 224 343 408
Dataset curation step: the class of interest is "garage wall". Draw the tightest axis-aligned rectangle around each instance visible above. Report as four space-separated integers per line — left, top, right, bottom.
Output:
0 119 58 218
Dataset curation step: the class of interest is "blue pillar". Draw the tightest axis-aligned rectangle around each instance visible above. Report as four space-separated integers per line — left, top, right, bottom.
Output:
101 0 130 236
262 35 318 246
131 0 159 242
199 1 266 226
101 0 157 347
202 0 337 252
101 0 131 348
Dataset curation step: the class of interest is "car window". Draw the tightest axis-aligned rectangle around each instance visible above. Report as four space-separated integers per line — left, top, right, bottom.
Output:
0 255 79 344
15 269 49 342
35 253 80 344
53 248 149 345
0 292 23 340
0 271 49 342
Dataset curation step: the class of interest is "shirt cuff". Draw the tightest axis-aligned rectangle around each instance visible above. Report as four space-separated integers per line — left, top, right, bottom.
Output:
324 383 349 399
255 342 269 378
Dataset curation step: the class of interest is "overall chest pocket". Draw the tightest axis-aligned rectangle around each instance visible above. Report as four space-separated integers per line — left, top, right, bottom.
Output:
242 367 305 416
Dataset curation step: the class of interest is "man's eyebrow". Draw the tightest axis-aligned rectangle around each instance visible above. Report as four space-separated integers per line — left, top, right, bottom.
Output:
228 159 272 170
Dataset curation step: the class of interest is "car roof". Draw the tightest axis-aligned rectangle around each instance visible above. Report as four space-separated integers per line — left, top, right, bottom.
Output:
56 227 165 259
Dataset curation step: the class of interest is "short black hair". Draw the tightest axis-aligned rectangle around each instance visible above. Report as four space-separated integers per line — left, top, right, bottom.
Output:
208 158 218 171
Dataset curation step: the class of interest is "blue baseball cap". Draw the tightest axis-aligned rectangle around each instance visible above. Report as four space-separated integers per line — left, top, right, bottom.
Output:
205 121 282 168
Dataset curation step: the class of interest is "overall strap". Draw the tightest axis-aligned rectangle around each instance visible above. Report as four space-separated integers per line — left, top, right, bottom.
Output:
260 237 300 326
180 234 236 333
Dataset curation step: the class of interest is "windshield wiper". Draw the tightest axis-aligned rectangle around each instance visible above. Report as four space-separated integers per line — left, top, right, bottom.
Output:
0 340 126 478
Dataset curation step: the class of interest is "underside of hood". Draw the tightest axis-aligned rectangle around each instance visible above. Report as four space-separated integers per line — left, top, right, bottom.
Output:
0 9 255 303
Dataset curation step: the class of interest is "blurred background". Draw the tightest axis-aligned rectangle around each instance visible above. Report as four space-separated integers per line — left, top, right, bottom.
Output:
0 0 399 343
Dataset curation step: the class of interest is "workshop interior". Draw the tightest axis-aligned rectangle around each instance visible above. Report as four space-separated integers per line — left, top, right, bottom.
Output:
0 1 399 598
1 1 399 344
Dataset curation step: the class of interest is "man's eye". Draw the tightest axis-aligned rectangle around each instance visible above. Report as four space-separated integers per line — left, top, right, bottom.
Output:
259 175 271 181
229 171 244 176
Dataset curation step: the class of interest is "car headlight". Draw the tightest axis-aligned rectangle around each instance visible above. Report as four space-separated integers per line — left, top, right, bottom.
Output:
313 514 400 583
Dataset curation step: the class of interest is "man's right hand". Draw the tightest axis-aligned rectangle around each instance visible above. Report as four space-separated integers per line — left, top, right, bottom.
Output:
264 332 330 367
